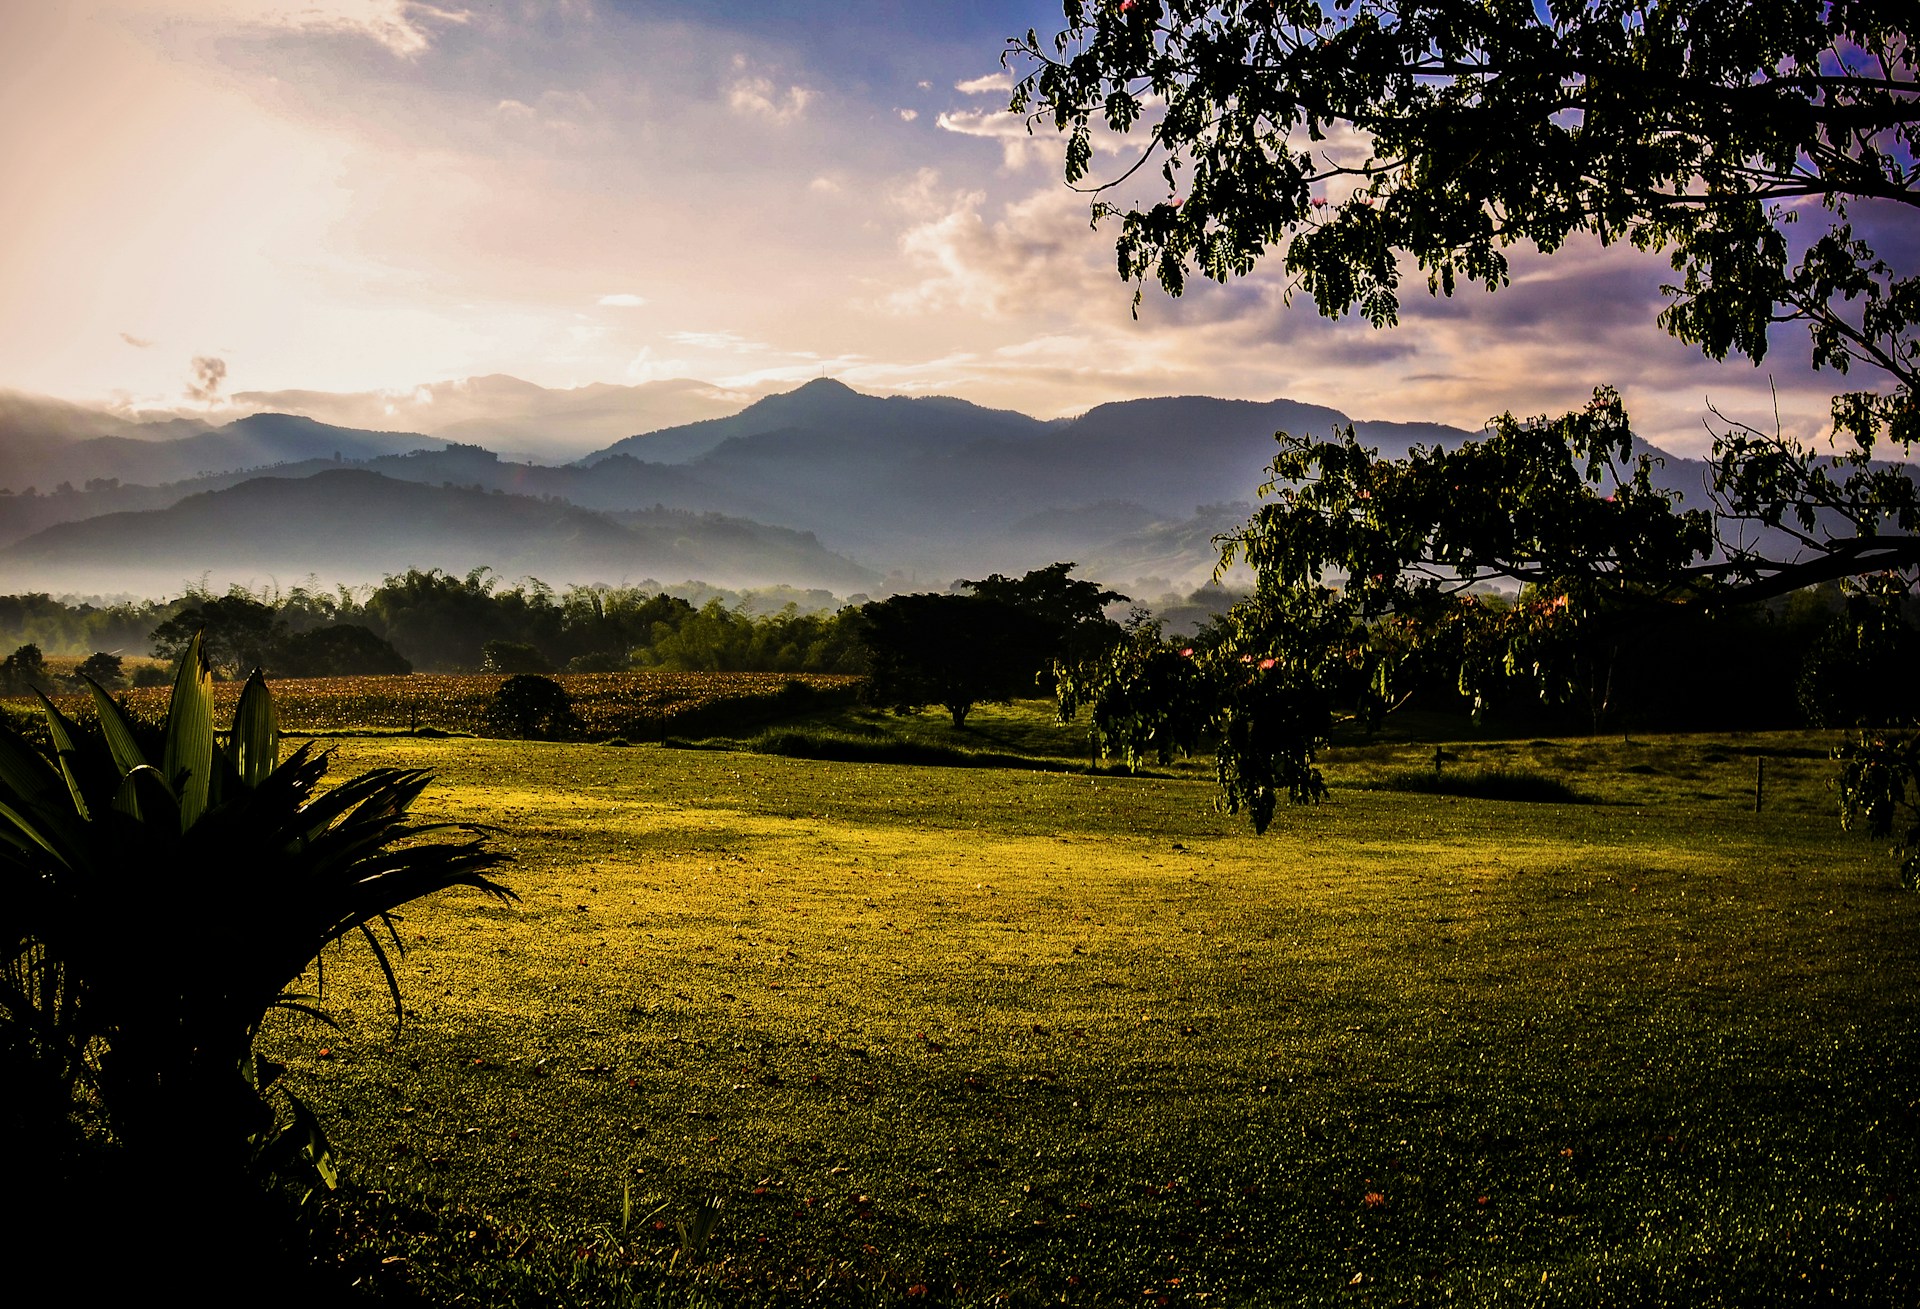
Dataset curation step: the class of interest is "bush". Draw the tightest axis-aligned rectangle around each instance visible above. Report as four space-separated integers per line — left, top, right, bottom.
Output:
74 651 125 690
482 674 581 740
481 641 555 675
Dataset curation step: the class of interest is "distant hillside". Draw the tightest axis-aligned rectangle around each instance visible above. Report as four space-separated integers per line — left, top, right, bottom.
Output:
229 374 747 460
0 469 876 595
13 378 1866 599
581 377 1051 465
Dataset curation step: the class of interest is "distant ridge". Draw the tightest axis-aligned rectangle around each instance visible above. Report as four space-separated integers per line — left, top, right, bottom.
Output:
0 468 876 595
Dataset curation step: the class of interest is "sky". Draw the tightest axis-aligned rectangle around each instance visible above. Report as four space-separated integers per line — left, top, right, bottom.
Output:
0 0 1859 456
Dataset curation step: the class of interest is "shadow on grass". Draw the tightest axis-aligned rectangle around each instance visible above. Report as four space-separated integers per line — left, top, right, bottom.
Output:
1351 765 1593 804
666 725 1089 773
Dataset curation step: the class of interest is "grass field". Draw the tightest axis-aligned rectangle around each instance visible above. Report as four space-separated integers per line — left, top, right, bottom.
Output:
244 703 1920 1305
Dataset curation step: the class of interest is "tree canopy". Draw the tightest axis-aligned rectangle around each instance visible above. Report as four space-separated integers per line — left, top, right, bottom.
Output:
1010 0 1915 447
1010 1 1920 868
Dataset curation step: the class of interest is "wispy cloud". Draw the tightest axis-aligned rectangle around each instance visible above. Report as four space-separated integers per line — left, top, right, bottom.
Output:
727 59 814 124
597 293 646 307
954 71 1013 95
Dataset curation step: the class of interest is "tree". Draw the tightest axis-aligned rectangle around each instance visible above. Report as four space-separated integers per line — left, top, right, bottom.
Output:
857 592 1056 728
962 561 1129 677
275 624 412 678
1009 1 1914 447
0 634 510 1249
151 592 280 679
73 651 125 690
1055 610 1216 771
483 674 582 740
1010 1 1920 849
1 643 51 695
480 639 556 676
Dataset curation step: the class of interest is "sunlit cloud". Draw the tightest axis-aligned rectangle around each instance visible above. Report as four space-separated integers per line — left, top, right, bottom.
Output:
897 108 919 122
954 71 1013 95
727 68 815 124
120 332 154 349
597 293 646 307
182 0 469 58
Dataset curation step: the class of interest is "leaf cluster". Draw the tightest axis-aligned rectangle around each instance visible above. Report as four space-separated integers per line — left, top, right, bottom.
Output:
0 634 512 1196
1010 1 1917 439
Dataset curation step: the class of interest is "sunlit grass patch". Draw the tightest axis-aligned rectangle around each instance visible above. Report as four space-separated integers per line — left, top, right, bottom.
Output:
253 730 1918 1305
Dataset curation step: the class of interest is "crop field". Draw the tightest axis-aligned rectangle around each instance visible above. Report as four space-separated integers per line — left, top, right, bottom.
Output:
243 705 1919 1305
20 670 860 740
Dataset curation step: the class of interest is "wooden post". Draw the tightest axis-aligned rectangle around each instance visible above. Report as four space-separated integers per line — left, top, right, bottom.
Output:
1754 757 1765 813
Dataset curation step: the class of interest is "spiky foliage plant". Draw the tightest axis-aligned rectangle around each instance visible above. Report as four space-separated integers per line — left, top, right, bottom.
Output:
0 633 512 1203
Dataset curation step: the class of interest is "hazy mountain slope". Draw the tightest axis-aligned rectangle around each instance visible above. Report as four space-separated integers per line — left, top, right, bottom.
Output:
0 469 875 594
230 375 746 460
581 377 1051 466
0 391 214 489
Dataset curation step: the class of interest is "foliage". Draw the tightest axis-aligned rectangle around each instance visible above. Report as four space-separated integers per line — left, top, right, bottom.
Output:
481 639 556 676
482 674 583 740
856 592 1056 728
1055 610 1215 771
1 643 52 695
1008 0 1915 446
1010 0 1919 848
274 624 411 678
8 578 873 678
73 651 125 690
151 592 280 677
1798 574 1920 727
857 564 1125 729
0 634 512 1209
961 560 1128 688
27 670 862 744
1838 729 1920 887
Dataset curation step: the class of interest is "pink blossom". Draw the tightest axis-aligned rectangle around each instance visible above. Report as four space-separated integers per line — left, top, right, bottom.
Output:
1178 646 1194 658
1258 658 1277 670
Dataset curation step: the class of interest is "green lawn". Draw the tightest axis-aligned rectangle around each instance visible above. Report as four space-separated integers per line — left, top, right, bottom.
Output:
266 706 1920 1305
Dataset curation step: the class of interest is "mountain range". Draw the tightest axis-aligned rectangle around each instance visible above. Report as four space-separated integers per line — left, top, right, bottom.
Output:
0 375 1825 602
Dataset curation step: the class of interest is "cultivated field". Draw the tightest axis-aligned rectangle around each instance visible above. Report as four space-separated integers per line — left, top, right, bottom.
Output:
254 706 1920 1305
24 670 861 740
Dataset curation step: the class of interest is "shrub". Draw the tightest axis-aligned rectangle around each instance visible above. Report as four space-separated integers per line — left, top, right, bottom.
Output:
0 634 511 1238
482 673 581 739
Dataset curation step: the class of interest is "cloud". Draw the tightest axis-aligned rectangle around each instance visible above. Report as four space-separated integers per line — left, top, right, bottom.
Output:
896 108 918 122
727 75 814 124
185 354 227 403
809 176 842 194
120 332 153 349
666 329 771 353
597 293 646 307
883 184 1105 319
954 72 1013 95
244 0 468 58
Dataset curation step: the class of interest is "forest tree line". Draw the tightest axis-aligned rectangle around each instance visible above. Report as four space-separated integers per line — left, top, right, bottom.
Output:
0 569 870 683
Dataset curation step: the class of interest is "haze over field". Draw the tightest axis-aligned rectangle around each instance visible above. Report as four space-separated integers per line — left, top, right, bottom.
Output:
3 0 1854 477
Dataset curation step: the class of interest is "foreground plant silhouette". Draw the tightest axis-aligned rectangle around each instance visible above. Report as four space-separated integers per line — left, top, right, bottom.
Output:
0 633 512 1235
